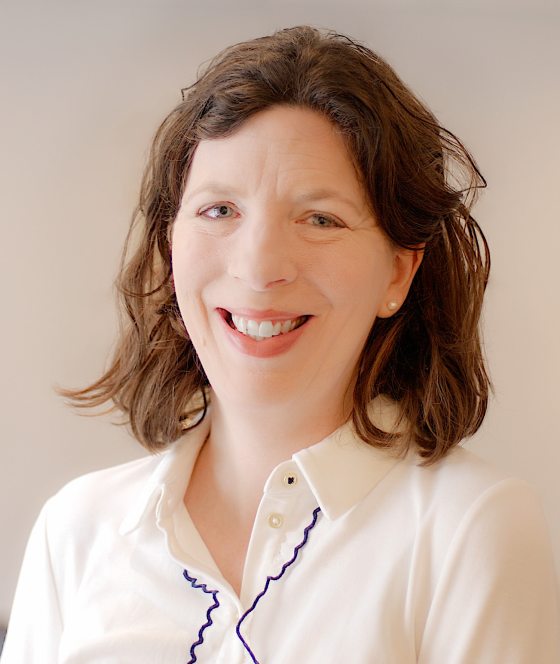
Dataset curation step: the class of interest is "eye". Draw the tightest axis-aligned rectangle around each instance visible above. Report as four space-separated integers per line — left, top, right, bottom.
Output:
307 213 344 228
199 203 237 219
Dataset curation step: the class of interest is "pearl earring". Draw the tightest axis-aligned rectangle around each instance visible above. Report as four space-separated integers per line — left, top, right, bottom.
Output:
387 301 399 312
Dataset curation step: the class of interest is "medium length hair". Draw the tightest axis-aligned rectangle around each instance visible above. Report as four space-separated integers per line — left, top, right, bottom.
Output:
63 26 490 464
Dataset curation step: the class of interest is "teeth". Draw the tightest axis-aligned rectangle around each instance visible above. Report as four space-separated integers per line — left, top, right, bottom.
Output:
246 319 260 336
231 314 305 340
281 320 294 334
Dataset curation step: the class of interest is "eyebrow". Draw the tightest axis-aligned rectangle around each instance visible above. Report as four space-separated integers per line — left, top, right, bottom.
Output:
182 182 237 202
184 183 365 215
291 188 364 215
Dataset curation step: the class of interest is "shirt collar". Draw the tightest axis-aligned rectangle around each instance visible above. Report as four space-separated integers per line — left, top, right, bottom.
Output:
119 413 211 536
120 395 406 534
292 396 405 521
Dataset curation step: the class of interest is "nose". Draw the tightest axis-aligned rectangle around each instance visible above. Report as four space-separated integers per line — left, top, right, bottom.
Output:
227 213 298 290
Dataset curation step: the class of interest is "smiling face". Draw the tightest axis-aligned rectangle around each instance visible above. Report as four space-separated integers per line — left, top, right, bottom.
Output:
172 106 420 418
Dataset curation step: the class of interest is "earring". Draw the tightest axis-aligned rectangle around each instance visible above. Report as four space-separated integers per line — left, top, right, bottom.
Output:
387 301 399 312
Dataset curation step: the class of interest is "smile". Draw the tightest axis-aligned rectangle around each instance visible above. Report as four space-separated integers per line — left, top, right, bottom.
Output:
219 309 311 342
231 314 308 340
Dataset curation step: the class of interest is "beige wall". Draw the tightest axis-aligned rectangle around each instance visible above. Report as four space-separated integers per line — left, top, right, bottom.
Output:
1 0 559 623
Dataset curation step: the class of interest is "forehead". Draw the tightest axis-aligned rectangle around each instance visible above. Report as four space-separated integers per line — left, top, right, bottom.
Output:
184 106 366 204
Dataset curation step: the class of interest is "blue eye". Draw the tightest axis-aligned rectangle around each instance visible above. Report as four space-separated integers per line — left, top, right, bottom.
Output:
201 204 236 219
309 214 342 228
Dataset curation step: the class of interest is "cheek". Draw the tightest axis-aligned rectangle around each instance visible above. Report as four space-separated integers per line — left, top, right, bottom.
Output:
170 230 227 345
171 249 205 326
171 229 214 294
324 244 393 311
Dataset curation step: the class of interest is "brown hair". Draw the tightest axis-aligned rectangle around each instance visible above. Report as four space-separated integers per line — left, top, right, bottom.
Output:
62 26 490 464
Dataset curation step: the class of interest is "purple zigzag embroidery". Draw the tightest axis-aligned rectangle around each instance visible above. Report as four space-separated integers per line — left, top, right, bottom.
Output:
182 569 220 664
235 506 322 663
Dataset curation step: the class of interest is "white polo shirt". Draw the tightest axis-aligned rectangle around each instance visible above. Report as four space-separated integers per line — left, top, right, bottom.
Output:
3 409 560 663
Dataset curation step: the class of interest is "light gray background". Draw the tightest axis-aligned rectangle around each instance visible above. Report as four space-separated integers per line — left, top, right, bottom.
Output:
1 0 559 623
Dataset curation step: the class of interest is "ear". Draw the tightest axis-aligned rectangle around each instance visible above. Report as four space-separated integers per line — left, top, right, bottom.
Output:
377 245 424 318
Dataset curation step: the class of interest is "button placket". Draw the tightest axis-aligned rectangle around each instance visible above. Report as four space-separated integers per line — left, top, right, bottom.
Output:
267 513 284 529
241 462 306 605
266 467 300 532
282 472 298 487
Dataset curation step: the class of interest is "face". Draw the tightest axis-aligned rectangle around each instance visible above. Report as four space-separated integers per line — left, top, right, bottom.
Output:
172 106 419 417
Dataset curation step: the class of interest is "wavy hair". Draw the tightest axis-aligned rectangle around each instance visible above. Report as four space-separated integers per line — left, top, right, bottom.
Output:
61 26 490 464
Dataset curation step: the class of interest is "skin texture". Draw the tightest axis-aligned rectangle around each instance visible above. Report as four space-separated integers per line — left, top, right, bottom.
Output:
172 106 422 595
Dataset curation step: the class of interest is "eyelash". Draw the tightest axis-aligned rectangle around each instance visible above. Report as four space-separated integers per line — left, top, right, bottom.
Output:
199 203 237 219
307 213 343 228
198 204 344 228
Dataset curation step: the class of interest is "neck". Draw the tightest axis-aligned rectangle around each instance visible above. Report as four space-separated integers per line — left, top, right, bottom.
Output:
194 389 351 515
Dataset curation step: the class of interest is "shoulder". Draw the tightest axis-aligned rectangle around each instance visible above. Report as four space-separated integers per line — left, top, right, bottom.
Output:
402 444 535 516
431 446 550 548
39 419 209 544
392 446 556 579
374 444 553 564
42 452 162 536
367 396 535 521
410 449 560 660
55 451 159 502
11 452 170 610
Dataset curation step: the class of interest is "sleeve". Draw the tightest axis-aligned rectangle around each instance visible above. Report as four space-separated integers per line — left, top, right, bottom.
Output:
418 478 560 664
1 499 63 664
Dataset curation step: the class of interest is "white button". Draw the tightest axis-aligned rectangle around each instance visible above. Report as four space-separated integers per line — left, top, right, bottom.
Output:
268 513 284 529
282 473 298 487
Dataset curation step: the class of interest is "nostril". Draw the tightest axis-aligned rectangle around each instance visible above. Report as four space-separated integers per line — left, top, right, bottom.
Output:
227 250 297 290
265 277 291 289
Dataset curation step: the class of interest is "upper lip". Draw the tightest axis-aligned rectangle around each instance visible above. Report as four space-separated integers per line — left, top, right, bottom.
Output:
218 307 310 321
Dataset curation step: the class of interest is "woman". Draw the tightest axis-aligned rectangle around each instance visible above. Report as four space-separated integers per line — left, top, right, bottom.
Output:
3 25 559 663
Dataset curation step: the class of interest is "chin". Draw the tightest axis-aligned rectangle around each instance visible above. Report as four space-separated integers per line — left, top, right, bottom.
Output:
209 372 304 410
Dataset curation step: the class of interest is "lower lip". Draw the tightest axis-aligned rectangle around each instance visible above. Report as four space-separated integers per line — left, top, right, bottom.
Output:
218 312 311 358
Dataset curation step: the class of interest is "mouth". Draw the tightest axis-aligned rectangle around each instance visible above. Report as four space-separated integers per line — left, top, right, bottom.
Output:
218 308 311 341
